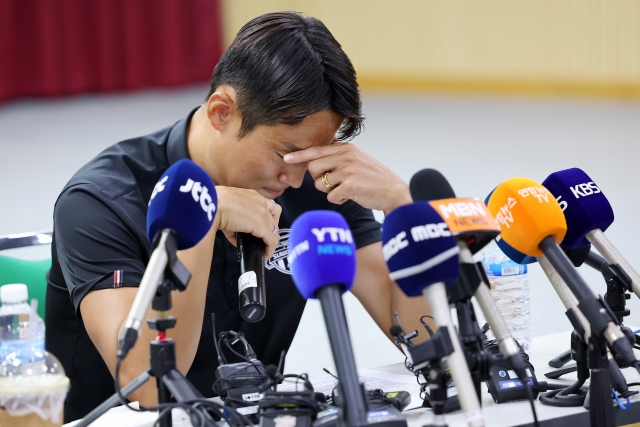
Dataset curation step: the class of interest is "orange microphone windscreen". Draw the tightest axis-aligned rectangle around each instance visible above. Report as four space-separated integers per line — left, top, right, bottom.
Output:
487 177 567 256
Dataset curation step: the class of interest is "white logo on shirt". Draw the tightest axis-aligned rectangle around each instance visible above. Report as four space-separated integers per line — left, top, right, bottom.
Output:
265 229 292 275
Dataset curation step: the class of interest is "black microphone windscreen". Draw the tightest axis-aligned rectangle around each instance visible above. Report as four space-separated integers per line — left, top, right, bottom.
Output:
389 324 403 337
410 168 456 201
265 364 278 380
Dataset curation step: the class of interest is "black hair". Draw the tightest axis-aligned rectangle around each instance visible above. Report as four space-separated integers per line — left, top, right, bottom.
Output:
206 12 363 140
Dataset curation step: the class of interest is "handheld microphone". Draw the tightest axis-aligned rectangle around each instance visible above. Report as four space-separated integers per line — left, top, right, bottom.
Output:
382 202 485 427
287 210 367 427
486 177 638 370
542 168 640 299
118 159 217 359
411 170 530 383
237 233 266 322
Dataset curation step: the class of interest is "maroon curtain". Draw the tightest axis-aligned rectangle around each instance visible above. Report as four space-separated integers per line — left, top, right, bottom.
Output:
0 0 223 103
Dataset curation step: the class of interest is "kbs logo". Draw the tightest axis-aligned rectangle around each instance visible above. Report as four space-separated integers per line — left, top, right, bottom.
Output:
383 223 450 261
266 229 293 275
570 182 601 199
179 178 216 221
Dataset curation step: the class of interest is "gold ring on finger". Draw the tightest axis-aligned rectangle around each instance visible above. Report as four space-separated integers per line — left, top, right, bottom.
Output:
322 172 336 190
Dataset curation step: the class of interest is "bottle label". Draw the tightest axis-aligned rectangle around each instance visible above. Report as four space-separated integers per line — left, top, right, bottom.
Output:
238 271 257 295
483 259 527 276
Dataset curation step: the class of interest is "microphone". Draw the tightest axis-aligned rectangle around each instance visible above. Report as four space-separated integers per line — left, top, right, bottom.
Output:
237 233 266 322
486 177 638 370
411 169 530 383
382 202 485 427
287 210 367 427
117 159 217 359
542 168 640 299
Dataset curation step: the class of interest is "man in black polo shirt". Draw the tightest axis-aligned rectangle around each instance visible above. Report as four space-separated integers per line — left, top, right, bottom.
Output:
46 12 431 422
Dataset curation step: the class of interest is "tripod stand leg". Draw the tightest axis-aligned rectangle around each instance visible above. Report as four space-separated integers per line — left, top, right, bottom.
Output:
74 371 151 427
586 337 615 427
156 375 173 427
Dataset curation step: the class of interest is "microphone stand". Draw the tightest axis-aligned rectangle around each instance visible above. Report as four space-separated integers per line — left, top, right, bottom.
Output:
75 233 217 427
448 262 492 402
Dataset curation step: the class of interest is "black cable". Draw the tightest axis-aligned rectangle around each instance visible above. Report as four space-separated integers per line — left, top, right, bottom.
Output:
211 313 226 365
114 356 252 427
420 315 436 337
539 379 588 407
522 380 540 427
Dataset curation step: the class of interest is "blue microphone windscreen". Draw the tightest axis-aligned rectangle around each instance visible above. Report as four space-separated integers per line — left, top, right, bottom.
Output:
147 159 217 250
542 168 614 249
288 211 357 299
486 189 537 264
382 202 460 297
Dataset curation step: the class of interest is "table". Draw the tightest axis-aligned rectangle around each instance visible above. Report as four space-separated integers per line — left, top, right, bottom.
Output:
64 331 640 427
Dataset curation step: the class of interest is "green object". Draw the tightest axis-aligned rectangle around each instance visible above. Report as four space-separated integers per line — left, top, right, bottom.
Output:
0 255 51 320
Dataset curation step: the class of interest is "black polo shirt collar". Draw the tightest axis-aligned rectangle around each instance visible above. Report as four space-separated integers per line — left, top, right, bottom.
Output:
167 107 196 165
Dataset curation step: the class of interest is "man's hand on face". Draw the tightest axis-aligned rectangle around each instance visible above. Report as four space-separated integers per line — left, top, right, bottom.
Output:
284 141 412 213
214 187 282 258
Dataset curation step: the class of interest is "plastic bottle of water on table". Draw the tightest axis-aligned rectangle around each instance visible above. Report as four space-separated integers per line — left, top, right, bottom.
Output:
0 284 69 427
481 242 531 352
0 283 45 360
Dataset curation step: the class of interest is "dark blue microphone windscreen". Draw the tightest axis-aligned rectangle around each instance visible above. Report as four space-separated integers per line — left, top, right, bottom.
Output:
147 159 217 250
288 210 357 300
542 168 614 249
382 202 460 297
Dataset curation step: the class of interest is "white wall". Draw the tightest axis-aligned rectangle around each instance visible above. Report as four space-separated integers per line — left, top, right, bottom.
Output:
2 87 639 378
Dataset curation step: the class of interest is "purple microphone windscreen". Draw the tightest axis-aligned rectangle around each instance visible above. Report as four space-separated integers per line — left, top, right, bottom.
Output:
287 210 357 299
410 169 455 201
542 168 614 249
382 202 460 297
485 189 537 265
147 159 217 250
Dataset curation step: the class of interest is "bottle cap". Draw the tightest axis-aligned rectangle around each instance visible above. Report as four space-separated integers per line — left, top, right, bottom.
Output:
0 284 28 304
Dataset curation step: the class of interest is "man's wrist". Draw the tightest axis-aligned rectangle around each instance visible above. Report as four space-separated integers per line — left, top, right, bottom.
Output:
383 183 413 215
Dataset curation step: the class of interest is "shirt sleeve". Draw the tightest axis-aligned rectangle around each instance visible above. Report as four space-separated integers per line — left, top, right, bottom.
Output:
335 200 381 249
53 184 147 316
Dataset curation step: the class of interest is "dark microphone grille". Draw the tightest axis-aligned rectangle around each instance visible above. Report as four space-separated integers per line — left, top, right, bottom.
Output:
410 169 456 201
265 364 278 380
389 324 404 337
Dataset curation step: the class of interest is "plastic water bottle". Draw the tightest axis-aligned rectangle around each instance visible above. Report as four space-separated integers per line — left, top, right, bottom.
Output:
0 284 45 360
481 242 531 352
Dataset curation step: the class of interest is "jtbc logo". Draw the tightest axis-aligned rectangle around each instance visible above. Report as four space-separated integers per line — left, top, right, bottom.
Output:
570 182 601 198
180 179 216 221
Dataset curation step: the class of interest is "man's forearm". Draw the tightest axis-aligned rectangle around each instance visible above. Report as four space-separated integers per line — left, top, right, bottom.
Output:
117 225 217 407
389 283 435 344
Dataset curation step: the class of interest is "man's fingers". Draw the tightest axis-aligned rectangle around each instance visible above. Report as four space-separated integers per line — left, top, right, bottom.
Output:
283 143 346 164
314 170 346 194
